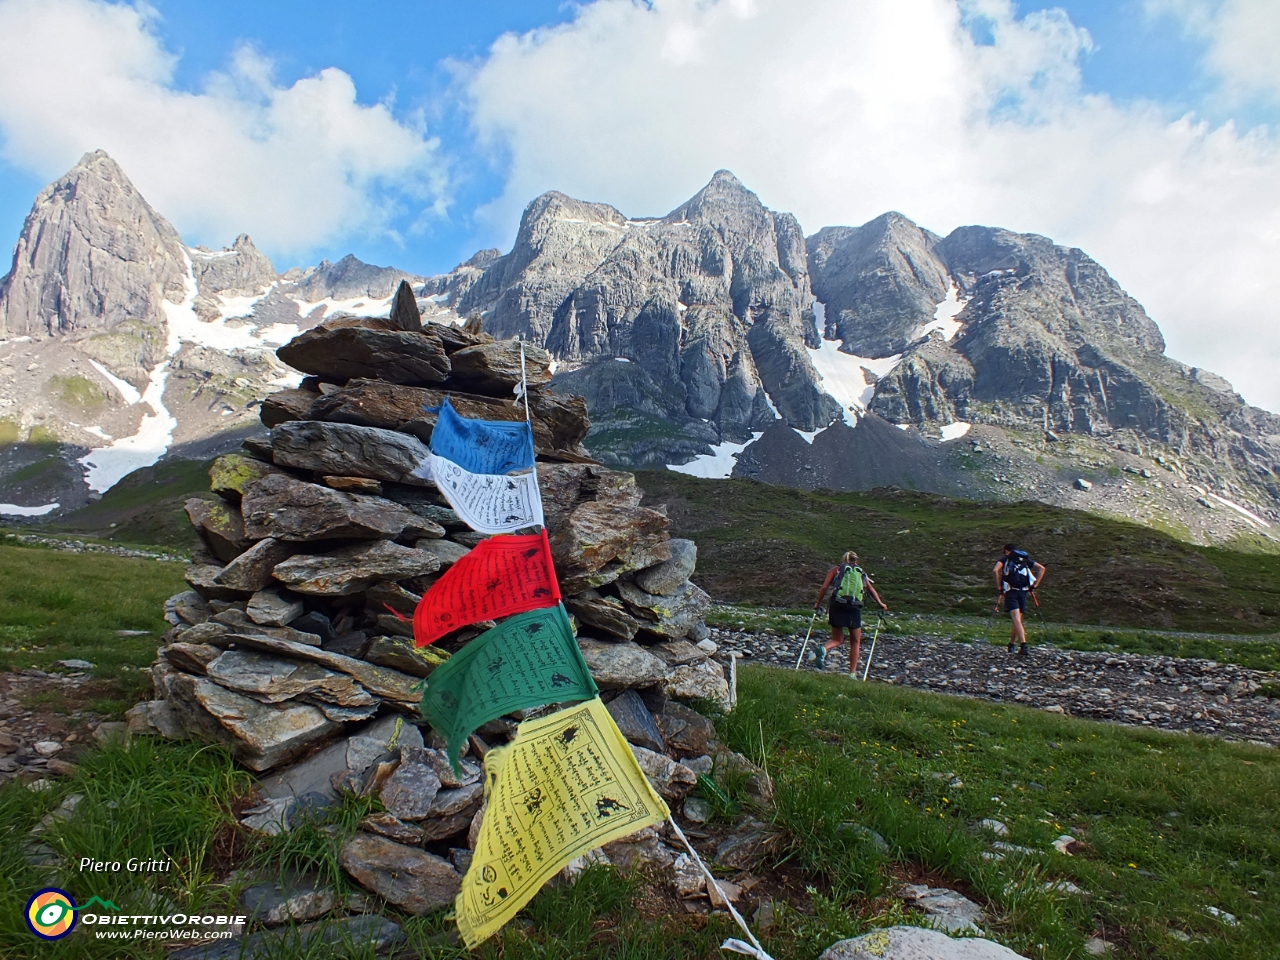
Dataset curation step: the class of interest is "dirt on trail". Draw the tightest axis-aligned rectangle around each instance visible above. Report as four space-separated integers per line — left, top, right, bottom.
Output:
714 627 1280 746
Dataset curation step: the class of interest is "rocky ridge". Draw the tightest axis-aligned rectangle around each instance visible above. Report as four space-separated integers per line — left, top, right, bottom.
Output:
121 301 779 927
2 153 1276 547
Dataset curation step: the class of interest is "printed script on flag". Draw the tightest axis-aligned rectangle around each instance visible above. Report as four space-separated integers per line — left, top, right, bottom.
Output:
429 397 536 475
419 604 597 772
413 530 561 646
427 453 544 535
456 697 669 947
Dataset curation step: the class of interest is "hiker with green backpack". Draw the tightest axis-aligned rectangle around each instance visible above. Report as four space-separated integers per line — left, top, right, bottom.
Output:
812 551 888 673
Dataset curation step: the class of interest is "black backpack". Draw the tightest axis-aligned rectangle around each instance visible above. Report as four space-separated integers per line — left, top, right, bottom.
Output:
1003 550 1034 590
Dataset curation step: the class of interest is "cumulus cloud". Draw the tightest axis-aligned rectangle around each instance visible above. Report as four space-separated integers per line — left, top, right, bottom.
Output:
463 0 1280 413
0 0 448 256
1148 0 1280 101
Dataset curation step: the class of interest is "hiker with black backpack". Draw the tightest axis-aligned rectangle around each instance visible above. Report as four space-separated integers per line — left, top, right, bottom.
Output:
993 544 1047 656
812 551 888 673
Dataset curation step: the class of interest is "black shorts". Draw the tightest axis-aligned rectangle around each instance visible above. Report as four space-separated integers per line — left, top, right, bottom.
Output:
829 602 862 630
1004 590 1028 613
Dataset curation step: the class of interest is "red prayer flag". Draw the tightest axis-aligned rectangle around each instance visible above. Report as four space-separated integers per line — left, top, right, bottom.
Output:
413 529 562 646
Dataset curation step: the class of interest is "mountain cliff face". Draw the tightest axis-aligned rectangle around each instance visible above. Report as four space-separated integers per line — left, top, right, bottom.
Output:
1 154 1275 543
0 152 425 513
454 171 837 458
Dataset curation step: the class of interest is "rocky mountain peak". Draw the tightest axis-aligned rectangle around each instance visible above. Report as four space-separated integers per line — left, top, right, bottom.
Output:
189 233 278 300
808 212 949 356
291 254 422 303
0 148 187 339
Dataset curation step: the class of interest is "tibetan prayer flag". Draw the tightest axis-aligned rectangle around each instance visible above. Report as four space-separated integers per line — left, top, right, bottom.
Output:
413 529 561 646
429 397 535 475
456 697 669 947
418 604 597 772
423 453 544 535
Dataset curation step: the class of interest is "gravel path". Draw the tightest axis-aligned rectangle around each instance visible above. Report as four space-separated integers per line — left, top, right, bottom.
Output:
1 531 187 562
712 627 1280 747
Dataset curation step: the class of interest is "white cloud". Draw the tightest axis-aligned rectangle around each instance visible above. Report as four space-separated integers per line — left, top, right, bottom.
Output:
463 0 1280 414
1148 0 1280 101
0 0 448 256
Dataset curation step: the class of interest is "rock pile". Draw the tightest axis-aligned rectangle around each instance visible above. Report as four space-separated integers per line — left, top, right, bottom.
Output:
127 289 747 920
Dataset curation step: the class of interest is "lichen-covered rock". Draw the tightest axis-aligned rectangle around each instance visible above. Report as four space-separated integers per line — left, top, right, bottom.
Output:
818 926 1027 960
617 579 712 639
272 540 440 596
577 638 669 688
271 420 432 486
564 589 641 640
184 498 252 563
209 453 282 500
241 473 441 541
633 539 697 596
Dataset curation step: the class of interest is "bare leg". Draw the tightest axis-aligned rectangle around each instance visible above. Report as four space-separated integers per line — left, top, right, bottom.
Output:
849 627 863 675
825 627 843 652
1010 609 1026 646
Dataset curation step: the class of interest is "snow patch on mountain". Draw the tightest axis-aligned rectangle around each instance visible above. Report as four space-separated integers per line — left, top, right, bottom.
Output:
77 364 176 493
0 502 60 516
940 421 972 441
89 360 141 405
292 294 394 321
914 282 968 341
667 432 762 479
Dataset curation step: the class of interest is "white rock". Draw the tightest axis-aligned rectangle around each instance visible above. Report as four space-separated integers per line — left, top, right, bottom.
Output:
819 925 1029 959
978 819 1008 837
33 741 62 757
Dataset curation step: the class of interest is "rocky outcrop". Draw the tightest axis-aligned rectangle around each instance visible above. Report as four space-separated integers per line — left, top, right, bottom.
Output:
808 213 949 357
460 171 838 452
0 151 187 343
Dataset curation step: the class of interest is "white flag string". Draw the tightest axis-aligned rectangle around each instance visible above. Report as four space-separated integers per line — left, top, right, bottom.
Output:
666 817 776 960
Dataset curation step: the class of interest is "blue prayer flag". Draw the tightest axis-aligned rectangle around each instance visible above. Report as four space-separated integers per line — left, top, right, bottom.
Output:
428 397 536 475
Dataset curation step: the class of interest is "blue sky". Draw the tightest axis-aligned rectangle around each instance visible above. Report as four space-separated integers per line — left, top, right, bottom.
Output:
0 0 1251 275
0 0 1278 411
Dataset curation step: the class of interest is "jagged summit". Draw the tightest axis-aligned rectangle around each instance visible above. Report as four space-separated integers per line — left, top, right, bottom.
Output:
0 148 187 339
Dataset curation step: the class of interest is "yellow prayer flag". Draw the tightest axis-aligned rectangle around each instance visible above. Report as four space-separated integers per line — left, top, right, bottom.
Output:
456 696 670 947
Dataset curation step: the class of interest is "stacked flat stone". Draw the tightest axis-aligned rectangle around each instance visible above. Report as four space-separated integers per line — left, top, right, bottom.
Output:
128 286 747 919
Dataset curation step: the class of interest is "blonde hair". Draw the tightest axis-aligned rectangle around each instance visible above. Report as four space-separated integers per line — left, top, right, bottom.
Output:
842 551 858 564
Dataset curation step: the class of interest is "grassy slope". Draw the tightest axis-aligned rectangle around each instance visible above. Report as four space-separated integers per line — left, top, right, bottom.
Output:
0 541 187 714
2 670 1275 959
719 667 1280 959
637 472 1280 634
46 457 212 548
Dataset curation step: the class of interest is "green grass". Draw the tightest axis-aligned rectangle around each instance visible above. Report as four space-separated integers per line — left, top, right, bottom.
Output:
2 671 1276 958
0 418 19 445
717 666 1280 959
707 605 1280 672
49 375 105 410
48 457 214 548
0 542 186 713
638 471 1280 634
0 739 252 959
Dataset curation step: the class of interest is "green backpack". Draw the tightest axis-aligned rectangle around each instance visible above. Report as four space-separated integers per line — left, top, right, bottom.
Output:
834 564 865 607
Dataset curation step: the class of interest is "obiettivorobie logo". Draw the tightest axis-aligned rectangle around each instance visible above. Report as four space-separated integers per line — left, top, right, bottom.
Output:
25 889 119 940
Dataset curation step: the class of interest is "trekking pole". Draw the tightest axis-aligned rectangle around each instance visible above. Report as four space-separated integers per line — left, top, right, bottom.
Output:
980 603 997 643
1024 591 1044 627
860 613 886 681
794 608 820 670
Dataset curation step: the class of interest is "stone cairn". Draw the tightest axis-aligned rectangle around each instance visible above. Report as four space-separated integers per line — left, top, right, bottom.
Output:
127 284 766 932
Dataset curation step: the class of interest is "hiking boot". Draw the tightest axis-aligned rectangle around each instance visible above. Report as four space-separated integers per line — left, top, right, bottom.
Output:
1007 641 1016 654
813 646 826 669
1018 643 1029 657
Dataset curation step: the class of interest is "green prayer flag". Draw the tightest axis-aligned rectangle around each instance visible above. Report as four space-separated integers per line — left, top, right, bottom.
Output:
419 604 598 772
